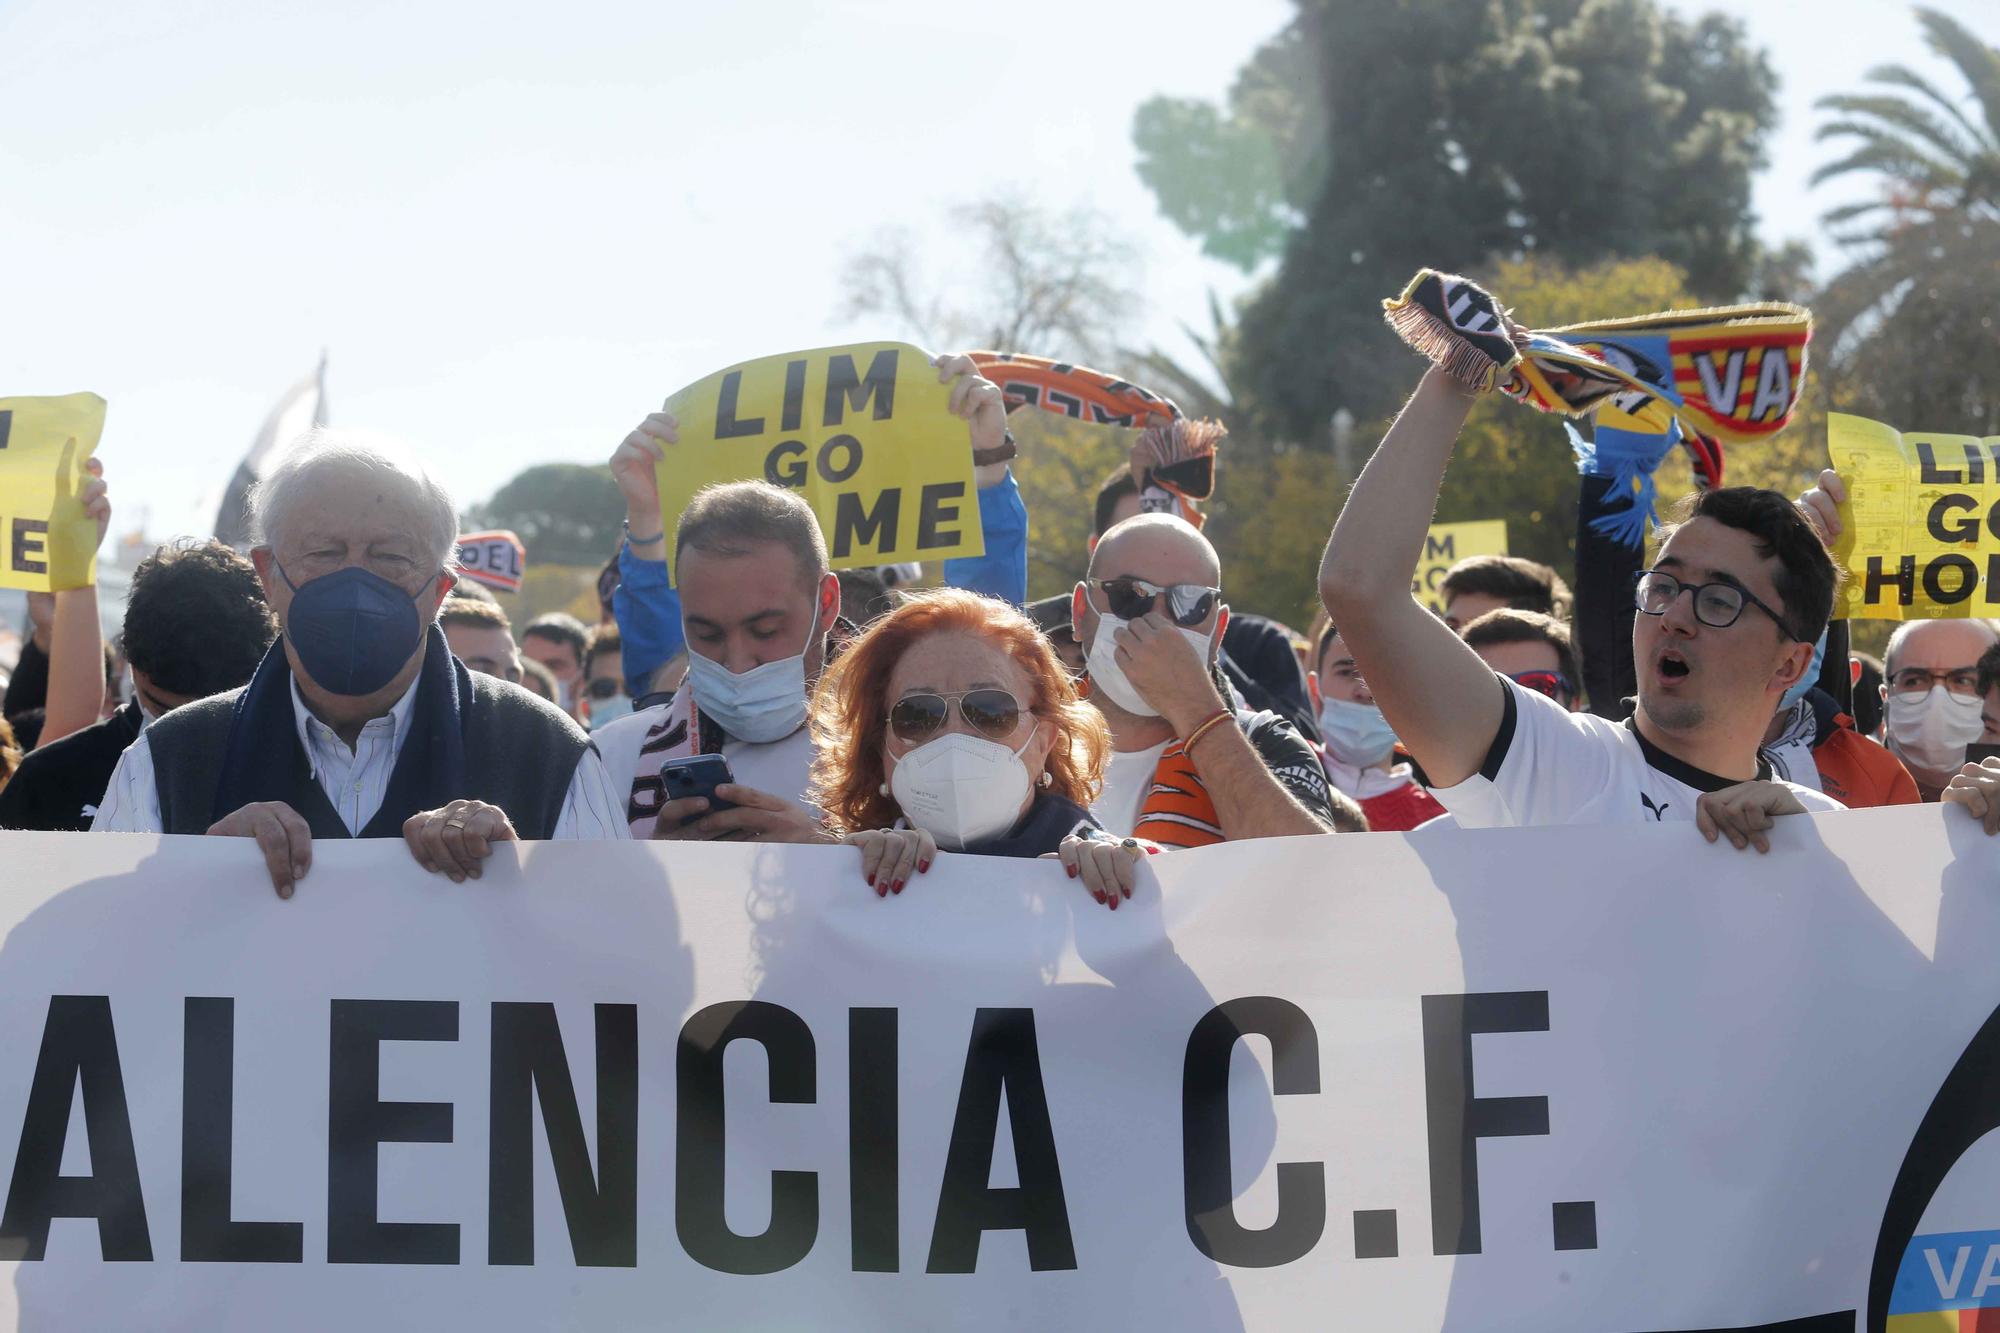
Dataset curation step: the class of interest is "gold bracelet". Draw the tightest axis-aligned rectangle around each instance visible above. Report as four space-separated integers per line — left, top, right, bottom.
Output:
1183 709 1233 756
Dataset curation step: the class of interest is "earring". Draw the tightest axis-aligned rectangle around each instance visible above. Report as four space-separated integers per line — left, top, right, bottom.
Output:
879 781 890 797
1038 770 1053 788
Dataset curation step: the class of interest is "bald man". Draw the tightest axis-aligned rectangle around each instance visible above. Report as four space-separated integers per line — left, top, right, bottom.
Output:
1070 514 1357 843
1880 618 2000 799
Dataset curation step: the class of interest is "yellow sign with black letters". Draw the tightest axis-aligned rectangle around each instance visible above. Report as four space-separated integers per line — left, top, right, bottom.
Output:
1827 412 2000 621
1412 520 1509 615
657 343 984 580
0 393 106 593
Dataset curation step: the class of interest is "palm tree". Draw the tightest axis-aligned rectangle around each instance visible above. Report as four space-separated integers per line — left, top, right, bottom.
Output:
1812 7 2000 430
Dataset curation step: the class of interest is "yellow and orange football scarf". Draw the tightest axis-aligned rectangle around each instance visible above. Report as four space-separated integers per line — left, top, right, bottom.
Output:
1382 268 1812 488
968 351 1222 528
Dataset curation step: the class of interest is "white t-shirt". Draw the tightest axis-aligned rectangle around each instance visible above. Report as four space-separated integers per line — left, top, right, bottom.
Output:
1430 677 1845 829
1091 740 1170 838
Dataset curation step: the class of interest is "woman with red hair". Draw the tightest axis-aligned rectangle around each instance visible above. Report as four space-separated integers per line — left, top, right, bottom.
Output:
809 588 1143 906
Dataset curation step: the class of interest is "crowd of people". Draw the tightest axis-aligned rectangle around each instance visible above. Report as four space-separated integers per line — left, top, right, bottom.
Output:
7 334 2000 897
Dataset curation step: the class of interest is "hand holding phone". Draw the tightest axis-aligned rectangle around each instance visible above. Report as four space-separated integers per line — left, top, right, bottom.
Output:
659 756 738 829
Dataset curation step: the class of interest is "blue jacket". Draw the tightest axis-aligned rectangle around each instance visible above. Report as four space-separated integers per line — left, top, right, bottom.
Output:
614 469 1030 695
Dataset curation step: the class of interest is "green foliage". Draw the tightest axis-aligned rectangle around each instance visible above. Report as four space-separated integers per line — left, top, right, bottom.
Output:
1009 413 1128 602
1137 0 1781 438
471 463 625 568
1131 23 1325 271
1811 7 2000 435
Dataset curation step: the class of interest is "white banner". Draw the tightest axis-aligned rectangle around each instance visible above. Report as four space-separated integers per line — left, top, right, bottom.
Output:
0 810 1997 1330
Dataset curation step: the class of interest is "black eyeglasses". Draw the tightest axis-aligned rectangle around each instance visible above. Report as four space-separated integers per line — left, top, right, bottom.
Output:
1634 570 1796 641
888 689 1025 744
1090 577 1221 628
1888 666 1982 697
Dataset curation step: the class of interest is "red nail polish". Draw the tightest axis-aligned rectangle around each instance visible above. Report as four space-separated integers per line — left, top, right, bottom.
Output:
918 860 930 874
866 872 874 887
1108 895 1120 911
876 881 887 898
1067 865 1077 879
1093 891 1105 904
891 879 903 894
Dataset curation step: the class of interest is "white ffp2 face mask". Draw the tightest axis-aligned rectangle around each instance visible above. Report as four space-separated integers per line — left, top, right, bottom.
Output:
1885 684 1986 773
889 730 1035 850
1083 602 1216 719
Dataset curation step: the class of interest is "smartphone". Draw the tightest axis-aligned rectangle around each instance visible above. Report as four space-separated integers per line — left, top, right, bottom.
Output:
1967 744 2000 767
659 755 738 826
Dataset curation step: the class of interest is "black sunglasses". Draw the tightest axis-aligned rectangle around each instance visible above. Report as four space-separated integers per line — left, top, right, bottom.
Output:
889 689 1025 744
1090 577 1221 628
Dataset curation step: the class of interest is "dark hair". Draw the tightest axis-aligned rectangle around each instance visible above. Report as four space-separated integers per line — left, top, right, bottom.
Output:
119 539 277 699
1462 609 1582 700
1315 620 1345 675
1093 463 1139 539
445 578 498 604
9 708 44 752
1660 487 1839 645
440 598 512 633
583 623 621 679
676 481 828 592
521 612 589 665
1438 555 1572 622
836 568 894 627
1978 643 2000 700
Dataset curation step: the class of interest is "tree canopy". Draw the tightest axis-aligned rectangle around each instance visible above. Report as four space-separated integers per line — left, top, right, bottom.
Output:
1134 0 1781 439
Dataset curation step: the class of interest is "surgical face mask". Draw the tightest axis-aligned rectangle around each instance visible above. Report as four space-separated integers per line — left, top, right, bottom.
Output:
889 729 1035 850
1319 697 1398 768
1780 628 1829 711
684 597 817 743
1885 684 1986 773
1082 595 1215 718
277 561 437 698
587 687 633 731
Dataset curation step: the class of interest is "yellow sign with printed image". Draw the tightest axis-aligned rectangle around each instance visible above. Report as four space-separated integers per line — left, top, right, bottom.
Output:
1827 412 2000 621
1412 520 1508 614
0 393 106 592
657 343 985 580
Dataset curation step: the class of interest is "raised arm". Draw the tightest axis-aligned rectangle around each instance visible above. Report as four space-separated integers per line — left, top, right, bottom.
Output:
1318 368 1506 788
38 459 112 747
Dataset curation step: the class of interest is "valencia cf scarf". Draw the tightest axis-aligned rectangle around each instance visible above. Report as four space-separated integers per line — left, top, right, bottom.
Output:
1382 268 1811 483
968 351 1223 527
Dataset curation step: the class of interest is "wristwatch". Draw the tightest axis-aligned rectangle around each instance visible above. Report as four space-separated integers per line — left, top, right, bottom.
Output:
971 429 1018 468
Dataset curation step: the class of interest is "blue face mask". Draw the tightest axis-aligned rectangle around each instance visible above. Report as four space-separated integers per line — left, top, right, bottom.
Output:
1319 697 1399 768
1781 628 1829 711
278 561 437 697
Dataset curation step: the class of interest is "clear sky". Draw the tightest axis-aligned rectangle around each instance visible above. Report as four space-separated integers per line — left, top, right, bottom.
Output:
3 0 1990 546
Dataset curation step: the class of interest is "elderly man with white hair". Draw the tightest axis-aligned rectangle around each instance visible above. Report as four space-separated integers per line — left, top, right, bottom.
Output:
92 432 628 892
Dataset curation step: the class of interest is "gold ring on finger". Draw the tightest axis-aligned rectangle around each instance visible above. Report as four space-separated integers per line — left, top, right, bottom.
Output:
445 817 468 830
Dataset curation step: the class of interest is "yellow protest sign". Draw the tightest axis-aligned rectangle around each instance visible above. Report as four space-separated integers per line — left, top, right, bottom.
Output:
1412 520 1508 614
1827 412 2000 621
657 343 984 579
0 393 106 593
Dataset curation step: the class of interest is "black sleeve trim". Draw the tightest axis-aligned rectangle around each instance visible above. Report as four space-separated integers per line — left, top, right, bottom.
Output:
1478 675 1518 782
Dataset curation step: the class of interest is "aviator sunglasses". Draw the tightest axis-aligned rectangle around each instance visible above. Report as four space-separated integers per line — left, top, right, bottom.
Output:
889 689 1027 744
1089 577 1221 628
1507 669 1573 704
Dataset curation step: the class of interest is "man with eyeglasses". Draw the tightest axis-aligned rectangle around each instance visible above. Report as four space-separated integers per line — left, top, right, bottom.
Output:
1873 621 1999 800
91 433 630 895
1320 366 1844 842
1072 513 1356 843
